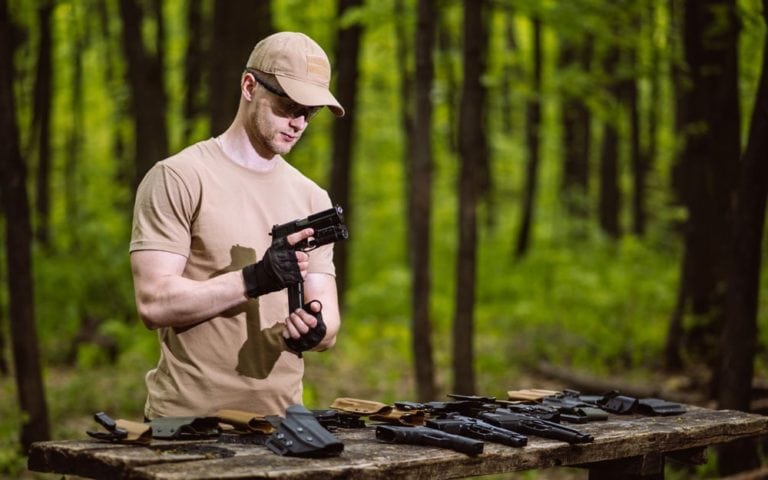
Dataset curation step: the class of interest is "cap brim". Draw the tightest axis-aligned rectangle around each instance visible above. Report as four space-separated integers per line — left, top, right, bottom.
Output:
276 76 345 117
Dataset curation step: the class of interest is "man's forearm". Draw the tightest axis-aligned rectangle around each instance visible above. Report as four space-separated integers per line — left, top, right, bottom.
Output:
134 268 248 329
302 273 340 350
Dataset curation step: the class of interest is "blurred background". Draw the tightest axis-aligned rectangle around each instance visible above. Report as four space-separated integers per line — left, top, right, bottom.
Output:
1 0 766 478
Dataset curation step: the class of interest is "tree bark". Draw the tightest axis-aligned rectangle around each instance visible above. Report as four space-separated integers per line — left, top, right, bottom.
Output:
598 46 621 239
0 0 51 450
454 0 488 395
436 0 458 154
32 0 54 248
716 1 768 473
410 0 437 402
329 0 363 308
118 0 169 189
675 0 740 393
559 36 592 223
183 0 205 144
625 50 646 236
500 4 520 135
208 0 272 136
514 15 542 258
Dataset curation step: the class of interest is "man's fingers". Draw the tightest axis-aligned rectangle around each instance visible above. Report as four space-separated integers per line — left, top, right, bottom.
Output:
296 251 309 278
284 310 314 338
286 228 314 247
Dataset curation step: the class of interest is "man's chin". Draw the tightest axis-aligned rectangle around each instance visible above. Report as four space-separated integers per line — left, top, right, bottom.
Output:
271 141 296 155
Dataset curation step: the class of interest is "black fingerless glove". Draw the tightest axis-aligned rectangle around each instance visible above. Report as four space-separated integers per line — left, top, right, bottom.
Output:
285 300 326 354
242 245 301 298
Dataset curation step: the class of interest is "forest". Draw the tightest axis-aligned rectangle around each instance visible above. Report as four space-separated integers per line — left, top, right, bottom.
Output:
1 0 767 478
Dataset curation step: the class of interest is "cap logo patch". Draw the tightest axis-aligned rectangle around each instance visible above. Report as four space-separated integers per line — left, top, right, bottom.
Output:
306 55 330 80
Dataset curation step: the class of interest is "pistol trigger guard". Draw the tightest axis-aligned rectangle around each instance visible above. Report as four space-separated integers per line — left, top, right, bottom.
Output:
304 300 323 314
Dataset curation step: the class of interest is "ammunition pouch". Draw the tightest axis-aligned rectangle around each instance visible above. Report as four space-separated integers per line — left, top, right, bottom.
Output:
637 398 687 416
330 397 391 415
370 408 426 426
599 393 639 414
216 409 275 434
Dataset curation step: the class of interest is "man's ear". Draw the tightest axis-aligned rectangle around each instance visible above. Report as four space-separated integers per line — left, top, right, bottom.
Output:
241 72 256 101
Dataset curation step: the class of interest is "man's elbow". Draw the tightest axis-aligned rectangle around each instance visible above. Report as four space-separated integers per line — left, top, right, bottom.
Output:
317 323 339 350
136 300 165 330
321 335 337 350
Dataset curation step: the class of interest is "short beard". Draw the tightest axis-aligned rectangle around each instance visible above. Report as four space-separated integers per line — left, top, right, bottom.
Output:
246 109 295 157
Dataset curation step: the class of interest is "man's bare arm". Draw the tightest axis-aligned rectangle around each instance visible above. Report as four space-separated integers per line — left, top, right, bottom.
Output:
131 229 313 329
131 250 248 329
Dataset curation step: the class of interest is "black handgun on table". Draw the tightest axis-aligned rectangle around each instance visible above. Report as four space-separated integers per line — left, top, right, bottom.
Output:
479 409 593 444
270 205 348 315
426 413 527 448
375 425 484 455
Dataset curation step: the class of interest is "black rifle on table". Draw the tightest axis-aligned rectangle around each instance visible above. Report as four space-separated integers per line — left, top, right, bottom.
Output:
426 413 527 448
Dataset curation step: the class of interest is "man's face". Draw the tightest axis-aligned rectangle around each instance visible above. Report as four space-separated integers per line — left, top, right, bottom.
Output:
244 74 320 157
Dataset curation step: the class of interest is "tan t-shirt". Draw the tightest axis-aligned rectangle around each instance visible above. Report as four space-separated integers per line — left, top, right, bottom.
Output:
130 138 335 419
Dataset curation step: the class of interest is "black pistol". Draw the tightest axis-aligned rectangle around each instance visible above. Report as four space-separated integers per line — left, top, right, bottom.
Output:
375 425 484 455
479 409 593 444
270 205 348 315
426 413 527 448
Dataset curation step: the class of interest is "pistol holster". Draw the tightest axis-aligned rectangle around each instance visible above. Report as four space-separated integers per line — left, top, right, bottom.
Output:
265 405 344 457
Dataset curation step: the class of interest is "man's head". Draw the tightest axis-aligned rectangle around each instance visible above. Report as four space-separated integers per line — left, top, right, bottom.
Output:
246 32 344 117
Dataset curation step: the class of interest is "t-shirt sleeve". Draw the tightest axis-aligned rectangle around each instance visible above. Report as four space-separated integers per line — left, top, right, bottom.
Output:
130 162 198 257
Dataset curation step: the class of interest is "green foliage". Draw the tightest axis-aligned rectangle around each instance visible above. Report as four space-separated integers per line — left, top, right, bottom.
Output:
0 382 26 478
0 0 767 477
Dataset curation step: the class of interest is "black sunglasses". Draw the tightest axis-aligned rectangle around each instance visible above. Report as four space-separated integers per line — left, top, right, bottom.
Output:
245 68 321 121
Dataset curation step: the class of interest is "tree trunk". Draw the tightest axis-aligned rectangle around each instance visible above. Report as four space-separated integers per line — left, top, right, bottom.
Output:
64 4 85 250
118 0 169 189
559 36 592 223
0 0 51 450
32 0 54 248
675 0 740 394
514 15 542 259
436 2 458 154
598 46 621 239
454 0 488 395
716 2 768 473
625 50 646 236
208 0 272 136
329 0 363 309
664 0 685 371
500 4 520 135
96 0 131 195
183 0 205 144
410 0 437 402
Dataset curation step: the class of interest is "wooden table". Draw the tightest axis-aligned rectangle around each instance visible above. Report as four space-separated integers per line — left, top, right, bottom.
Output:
28 407 768 479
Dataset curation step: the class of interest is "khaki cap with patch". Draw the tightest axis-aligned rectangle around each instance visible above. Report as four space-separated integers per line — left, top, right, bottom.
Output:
247 32 345 117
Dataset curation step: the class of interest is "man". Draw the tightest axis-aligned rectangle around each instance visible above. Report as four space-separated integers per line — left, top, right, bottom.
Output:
130 32 345 419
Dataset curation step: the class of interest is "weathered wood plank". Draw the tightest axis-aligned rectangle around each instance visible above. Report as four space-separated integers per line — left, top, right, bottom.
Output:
27 407 768 480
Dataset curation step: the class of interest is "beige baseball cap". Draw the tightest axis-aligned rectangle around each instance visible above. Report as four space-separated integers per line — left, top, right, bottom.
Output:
246 32 345 117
